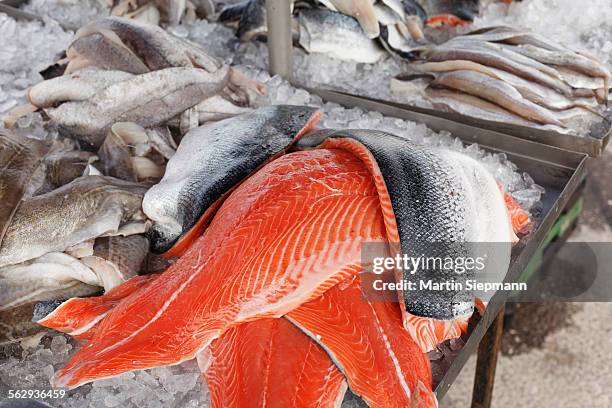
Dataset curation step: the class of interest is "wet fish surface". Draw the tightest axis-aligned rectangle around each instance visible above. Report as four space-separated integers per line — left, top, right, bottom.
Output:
53 148 387 388
298 9 386 63
143 105 320 254
45 66 230 147
0 175 147 267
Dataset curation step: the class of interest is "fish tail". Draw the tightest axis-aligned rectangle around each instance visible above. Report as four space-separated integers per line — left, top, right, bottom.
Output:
37 274 158 341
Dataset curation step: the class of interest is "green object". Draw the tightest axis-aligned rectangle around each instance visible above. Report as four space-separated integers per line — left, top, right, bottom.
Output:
518 196 584 284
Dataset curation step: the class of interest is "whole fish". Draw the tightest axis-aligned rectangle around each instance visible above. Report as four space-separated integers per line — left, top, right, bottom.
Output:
411 60 600 112
0 176 147 268
298 9 386 63
432 70 565 126
27 69 135 108
422 41 574 97
502 43 611 96
423 88 571 133
297 129 512 319
143 105 320 254
70 17 221 73
45 66 230 147
0 131 51 247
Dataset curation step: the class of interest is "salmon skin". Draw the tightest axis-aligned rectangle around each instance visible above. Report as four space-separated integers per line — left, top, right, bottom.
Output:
199 318 348 408
297 129 511 321
287 275 438 408
54 148 387 388
143 106 321 255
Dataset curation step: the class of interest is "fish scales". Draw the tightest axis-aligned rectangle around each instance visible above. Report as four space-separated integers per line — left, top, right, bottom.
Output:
143 105 320 254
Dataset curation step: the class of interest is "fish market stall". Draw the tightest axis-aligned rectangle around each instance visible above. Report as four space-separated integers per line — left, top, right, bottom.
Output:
0 1 604 408
230 0 612 156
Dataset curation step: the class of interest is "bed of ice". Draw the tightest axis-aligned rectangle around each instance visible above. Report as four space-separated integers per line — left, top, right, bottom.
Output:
0 2 553 407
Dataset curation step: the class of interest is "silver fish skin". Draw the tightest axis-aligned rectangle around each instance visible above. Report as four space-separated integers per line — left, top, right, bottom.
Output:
298 129 511 319
0 131 51 247
0 175 147 268
433 70 565 126
45 66 230 147
143 105 319 253
298 9 386 63
423 42 573 97
28 69 134 108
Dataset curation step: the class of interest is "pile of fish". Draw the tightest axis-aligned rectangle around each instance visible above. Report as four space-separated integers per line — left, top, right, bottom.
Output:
391 26 612 133
0 15 264 344
218 0 431 62
31 106 529 407
0 12 536 408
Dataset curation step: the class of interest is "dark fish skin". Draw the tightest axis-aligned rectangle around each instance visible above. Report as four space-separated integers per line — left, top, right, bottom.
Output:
218 0 250 23
236 0 266 42
92 235 149 280
98 130 137 182
0 131 51 247
298 129 474 319
143 106 320 254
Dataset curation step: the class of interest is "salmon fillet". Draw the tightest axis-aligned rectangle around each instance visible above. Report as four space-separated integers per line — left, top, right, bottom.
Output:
54 149 387 388
287 276 438 408
199 318 347 408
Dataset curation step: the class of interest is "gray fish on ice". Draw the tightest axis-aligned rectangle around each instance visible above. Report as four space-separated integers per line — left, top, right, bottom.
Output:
45 66 230 147
0 131 51 247
143 105 320 254
431 70 565 126
0 175 147 268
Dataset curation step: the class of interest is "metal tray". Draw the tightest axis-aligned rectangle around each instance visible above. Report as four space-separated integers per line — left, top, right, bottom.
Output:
307 87 588 400
311 88 611 157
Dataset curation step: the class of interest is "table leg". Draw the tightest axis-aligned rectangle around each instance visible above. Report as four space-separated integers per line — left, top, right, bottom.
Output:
471 304 505 408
